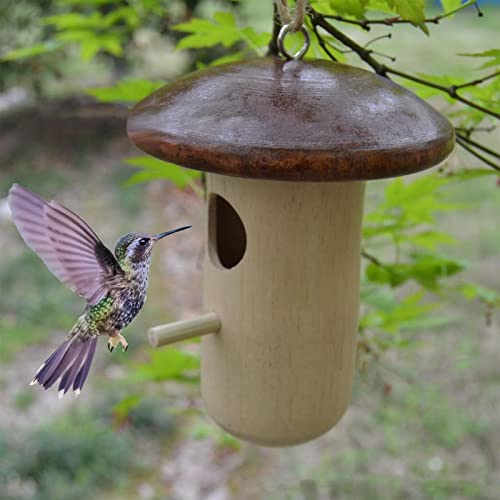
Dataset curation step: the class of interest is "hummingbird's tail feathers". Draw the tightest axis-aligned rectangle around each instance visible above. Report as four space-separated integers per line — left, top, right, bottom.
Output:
31 336 98 397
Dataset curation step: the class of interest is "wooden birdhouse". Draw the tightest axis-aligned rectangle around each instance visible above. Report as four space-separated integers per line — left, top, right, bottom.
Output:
127 56 454 446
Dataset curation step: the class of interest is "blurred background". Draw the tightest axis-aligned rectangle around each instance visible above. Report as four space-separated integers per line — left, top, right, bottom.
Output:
0 0 499 499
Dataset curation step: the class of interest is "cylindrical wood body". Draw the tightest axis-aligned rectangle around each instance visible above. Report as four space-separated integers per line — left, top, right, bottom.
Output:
202 174 365 446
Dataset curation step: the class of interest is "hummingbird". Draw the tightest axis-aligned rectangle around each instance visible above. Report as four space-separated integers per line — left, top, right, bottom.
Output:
8 184 191 398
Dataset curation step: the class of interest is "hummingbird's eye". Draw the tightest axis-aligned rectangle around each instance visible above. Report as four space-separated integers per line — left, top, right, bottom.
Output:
138 238 149 246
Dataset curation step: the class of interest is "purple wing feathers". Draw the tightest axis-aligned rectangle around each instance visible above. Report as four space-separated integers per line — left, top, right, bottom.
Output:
8 184 118 305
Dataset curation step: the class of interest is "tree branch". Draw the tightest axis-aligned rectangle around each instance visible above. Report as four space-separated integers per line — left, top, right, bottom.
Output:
310 9 499 119
311 22 338 61
453 71 500 91
310 8 500 118
322 0 481 30
455 125 497 137
456 133 500 161
385 67 499 119
308 7 500 171
310 11 387 74
455 137 500 172
268 3 282 57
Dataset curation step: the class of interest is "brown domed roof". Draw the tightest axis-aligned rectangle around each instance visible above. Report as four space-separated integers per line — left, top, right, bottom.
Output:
127 57 454 181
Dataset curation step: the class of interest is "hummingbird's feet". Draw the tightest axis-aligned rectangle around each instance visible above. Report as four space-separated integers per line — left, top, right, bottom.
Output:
108 334 128 353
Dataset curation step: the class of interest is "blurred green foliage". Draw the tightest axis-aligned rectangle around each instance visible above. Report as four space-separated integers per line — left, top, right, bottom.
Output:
358 171 499 355
1 414 138 499
85 78 164 102
272 378 494 498
0 1 499 498
1 0 169 63
191 421 241 450
375 384 488 449
0 394 176 499
3 0 496 368
132 347 200 382
460 48 500 69
173 11 269 53
110 394 177 434
0 252 78 361
124 156 202 191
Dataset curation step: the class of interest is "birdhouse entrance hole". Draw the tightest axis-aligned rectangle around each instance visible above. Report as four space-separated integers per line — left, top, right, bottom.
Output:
208 194 246 270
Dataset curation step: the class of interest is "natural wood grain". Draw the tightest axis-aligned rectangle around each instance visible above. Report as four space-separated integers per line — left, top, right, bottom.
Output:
202 174 365 446
128 57 455 181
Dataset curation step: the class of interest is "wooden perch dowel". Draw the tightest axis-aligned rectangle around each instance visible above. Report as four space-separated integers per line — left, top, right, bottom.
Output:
148 312 221 348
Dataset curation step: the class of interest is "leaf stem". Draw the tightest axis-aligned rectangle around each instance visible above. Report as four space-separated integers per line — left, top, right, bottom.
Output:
361 250 385 267
452 71 500 90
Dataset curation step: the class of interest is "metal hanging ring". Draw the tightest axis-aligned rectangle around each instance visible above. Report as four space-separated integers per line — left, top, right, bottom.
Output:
277 23 310 61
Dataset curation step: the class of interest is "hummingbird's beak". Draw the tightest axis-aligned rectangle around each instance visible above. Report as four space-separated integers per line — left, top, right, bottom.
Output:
153 226 191 241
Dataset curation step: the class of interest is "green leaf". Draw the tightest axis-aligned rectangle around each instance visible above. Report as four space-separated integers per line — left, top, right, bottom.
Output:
1 41 63 61
400 231 456 250
460 283 500 306
43 12 106 30
209 52 246 67
191 423 241 449
399 314 453 331
440 0 462 11
52 29 125 60
173 12 269 54
132 348 200 382
458 49 500 69
409 254 467 290
366 262 412 287
103 7 140 28
365 0 398 14
173 12 241 50
112 394 142 422
124 170 164 186
327 0 370 19
86 79 164 103
440 0 478 15
55 30 98 42
365 254 467 290
360 291 443 334
239 27 271 52
80 38 102 61
385 0 429 34
365 174 459 238
98 35 123 56
124 156 202 189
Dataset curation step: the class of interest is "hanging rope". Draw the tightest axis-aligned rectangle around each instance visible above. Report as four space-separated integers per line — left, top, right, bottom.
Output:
275 0 308 32
275 0 310 60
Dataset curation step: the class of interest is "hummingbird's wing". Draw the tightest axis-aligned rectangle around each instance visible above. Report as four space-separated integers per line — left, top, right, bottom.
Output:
8 184 123 305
